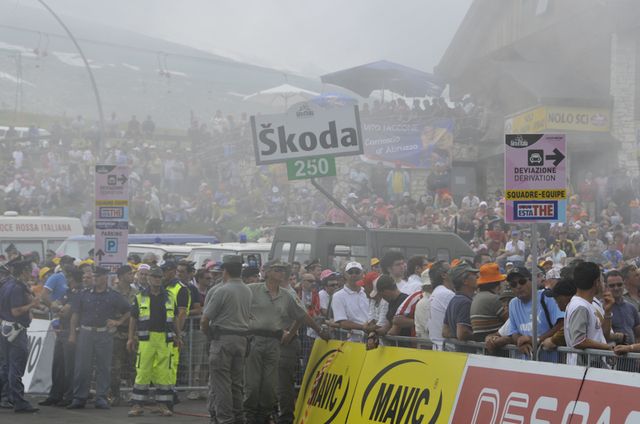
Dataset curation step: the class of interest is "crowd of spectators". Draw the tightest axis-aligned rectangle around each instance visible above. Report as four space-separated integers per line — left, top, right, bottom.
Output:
2 97 640 262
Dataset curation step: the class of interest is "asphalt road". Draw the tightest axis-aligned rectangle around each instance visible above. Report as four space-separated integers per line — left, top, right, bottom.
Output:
2 396 210 424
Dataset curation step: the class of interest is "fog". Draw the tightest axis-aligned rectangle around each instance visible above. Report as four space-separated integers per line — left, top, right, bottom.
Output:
4 0 472 75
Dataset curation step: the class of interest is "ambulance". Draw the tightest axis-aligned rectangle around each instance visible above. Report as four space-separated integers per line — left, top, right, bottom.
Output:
0 212 83 259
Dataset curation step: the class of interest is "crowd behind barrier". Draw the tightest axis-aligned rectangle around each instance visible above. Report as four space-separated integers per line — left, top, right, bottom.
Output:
329 328 640 373
26 317 640 398
3 247 640 423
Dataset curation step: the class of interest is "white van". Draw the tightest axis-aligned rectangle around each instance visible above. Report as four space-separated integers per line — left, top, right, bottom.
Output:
0 212 83 259
187 242 271 269
127 244 195 263
0 126 51 141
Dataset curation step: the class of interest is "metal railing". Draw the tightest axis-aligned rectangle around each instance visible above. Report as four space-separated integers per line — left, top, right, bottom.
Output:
328 328 640 371
105 322 640 397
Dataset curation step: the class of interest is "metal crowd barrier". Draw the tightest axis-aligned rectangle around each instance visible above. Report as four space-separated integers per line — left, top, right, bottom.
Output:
327 328 640 372
107 321 640 399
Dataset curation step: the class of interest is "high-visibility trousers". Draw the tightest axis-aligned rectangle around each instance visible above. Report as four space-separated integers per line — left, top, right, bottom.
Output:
131 332 173 405
170 344 180 384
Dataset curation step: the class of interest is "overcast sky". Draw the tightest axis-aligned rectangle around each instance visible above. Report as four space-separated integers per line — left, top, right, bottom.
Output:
13 0 472 76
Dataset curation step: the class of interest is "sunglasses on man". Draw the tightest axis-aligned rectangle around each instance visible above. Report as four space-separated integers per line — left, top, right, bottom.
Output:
270 267 287 273
508 278 528 288
347 269 362 275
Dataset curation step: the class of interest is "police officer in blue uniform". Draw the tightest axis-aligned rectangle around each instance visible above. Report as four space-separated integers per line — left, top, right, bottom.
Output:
0 259 41 413
0 264 14 409
67 266 130 409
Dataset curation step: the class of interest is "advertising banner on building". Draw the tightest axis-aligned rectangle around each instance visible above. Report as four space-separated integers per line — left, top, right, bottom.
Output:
505 106 610 133
95 164 129 273
361 116 454 169
504 134 567 223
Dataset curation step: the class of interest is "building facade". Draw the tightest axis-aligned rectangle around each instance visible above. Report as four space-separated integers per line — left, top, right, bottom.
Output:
437 0 640 201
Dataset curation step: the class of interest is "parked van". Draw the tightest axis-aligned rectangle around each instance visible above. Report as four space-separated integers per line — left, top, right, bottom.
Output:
187 242 272 269
0 212 83 259
56 233 218 259
127 244 195 262
0 126 51 142
269 225 475 271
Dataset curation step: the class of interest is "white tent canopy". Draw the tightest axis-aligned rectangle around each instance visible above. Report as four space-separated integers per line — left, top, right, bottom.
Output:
243 83 319 109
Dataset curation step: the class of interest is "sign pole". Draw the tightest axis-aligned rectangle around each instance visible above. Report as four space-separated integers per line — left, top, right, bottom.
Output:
310 178 373 270
530 223 539 361
504 133 567 361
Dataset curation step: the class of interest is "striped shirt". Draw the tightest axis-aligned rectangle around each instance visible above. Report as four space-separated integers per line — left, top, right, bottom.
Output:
395 291 424 337
469 290 505 342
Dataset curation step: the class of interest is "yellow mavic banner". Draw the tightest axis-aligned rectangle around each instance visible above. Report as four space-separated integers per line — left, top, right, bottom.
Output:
349 347 467 423
505 189 567 200
295 340 366 424
295 342 468 423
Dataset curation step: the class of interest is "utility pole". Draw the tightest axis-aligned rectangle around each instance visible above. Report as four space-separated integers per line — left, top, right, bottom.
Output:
11 52 23 118
36 0 105 160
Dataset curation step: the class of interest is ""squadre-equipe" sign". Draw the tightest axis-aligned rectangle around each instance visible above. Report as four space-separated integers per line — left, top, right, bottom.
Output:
250 103 364 165
504 133 567 223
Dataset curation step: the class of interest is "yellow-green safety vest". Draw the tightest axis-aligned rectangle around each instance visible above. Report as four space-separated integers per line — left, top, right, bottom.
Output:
136 290 175 342
166 280 191 316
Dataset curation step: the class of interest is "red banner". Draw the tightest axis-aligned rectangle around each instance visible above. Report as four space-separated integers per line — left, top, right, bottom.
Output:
451 356 585 423
451 355 640 424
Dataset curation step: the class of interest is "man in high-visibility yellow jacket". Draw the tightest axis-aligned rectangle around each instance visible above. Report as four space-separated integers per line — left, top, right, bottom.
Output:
160 261 190 405
127 266 182 417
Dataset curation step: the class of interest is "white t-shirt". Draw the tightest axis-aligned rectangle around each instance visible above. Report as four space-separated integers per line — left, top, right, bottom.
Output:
428 285 455 344
331 286 369 325
550 249 567 265
505 240 525 255
318 289 330 311
12 150 23 169
368 299 388 327
564 295 607 366
498 319 511 337
332 285 370 342
414 295 431 339
398 276 422 295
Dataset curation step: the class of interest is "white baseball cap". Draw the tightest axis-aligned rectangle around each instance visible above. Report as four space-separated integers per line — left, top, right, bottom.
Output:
345 261 363 272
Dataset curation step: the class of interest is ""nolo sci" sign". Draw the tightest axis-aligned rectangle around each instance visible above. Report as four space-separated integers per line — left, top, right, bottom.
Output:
250 103 363 165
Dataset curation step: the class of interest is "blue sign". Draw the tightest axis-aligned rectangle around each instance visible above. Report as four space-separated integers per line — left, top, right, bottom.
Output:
105 238 118 253
362 116 454 169
513 200 560 221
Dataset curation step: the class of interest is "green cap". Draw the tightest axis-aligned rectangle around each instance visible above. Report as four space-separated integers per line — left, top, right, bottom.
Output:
264 259 290 270
222 255 243 264
149 266 163 277
448 262 479 285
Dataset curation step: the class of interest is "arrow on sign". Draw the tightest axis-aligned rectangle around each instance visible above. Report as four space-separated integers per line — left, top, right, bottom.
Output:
118 174 128 185
95 249 105 261
545 148 565 167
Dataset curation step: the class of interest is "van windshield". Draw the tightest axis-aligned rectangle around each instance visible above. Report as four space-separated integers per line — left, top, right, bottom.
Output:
1 240 44 259
329 244 366 272
189 249 236 268
56 239 94 259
